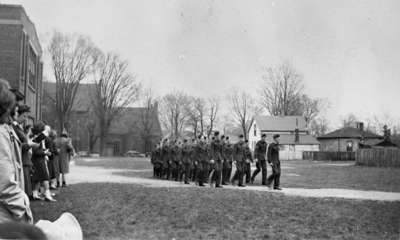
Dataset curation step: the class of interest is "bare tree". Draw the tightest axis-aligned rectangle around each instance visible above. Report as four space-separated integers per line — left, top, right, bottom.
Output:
228 89 260 140
260 62 304 116
185 97 201 138
85 107 98 154
341 113 359 128
48 32 97 133
194 97 207 135
137 88 159 154
160 91 191 140
310 117 330 137
300 95 329 127
206 96 219 137
90 52 140 155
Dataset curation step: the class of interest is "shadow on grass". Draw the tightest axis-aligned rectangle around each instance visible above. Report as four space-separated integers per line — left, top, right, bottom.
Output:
31 182 400 240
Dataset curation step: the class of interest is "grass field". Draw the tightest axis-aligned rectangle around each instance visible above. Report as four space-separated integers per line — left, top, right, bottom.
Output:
32 183 400 240
76 157 400 192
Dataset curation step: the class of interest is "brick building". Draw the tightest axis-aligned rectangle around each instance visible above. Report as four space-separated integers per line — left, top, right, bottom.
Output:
317 122 383 152
0 4 43 123
42 82 163 155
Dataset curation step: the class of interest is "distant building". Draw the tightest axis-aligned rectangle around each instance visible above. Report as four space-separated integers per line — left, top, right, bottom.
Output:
249 116 320 160
0 4 43 123
317 122 383 152
42 82 162 156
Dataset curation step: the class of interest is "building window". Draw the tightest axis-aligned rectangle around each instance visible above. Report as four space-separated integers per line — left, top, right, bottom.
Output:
254 124 257 137
28 46 37 89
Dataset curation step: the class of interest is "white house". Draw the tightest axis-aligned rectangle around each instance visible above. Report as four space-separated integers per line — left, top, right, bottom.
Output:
249 116 320 160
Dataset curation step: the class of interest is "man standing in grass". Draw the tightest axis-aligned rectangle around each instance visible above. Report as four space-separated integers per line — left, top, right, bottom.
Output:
251 133 268 185
267 134 282 190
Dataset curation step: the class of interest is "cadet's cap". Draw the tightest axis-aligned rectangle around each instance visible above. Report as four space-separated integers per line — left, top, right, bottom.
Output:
198 134 202 139
245 140 249 143
183 139 188 143
238 134 244 138
273 134 280 139
221 135 225 139
214 131 219 136
261 133 266 138
226 136 229 140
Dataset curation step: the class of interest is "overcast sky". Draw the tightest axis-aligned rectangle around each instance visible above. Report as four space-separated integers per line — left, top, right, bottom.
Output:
4 0 400 128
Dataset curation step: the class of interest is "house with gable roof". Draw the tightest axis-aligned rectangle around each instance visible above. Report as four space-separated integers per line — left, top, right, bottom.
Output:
249 115 320 160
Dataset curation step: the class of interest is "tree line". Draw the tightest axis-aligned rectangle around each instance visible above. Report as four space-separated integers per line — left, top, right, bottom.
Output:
159 62 330 140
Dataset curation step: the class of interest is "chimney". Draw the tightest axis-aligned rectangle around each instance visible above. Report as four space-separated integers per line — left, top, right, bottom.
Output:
356 122 364 132
295 128 299 143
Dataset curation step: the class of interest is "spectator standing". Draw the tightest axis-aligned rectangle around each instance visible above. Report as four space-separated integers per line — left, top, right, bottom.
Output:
0 79 32 223
56 131 74 187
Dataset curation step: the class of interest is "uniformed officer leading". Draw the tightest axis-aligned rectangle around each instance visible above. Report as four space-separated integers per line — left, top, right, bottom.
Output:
266 134 282 190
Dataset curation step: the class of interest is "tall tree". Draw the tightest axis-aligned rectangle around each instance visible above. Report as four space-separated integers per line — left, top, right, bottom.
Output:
300 95 329 127
48 31 97 133
341 113 359 128
91 52 140 156
137 88 159 154
228 89 260 140
309 117 330 137
260 62 304 116
206 96 219 137
160 91 191 140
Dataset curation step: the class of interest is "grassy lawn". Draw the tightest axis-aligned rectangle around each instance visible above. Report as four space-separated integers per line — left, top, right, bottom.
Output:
76 157 400 192
32 183 400 240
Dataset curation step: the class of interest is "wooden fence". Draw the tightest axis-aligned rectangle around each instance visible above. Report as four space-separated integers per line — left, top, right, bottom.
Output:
303 151 355 161
356 148 400 167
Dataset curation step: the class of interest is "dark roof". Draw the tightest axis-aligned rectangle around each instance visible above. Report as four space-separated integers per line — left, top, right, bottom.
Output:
109 107 162 137
317 127 383 140
374 139 398 147
254 115 307 132
43 82 95 112
265 134 319 145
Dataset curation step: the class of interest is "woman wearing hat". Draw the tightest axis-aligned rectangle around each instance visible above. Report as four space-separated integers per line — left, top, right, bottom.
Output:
56 131 74 187
0 79 33 223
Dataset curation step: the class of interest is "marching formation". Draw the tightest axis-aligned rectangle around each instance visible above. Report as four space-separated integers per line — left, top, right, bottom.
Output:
151 131 282 190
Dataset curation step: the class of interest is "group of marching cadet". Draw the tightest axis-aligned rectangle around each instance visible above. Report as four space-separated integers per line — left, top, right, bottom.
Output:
151 131 282 190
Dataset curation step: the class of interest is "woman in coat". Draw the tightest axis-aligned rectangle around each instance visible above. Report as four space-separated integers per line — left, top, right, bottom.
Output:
0 79 32 223
10 104 39 199
31 122 56 201
56 132 74 187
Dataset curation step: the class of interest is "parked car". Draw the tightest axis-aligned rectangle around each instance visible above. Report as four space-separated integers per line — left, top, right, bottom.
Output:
124 150 145 158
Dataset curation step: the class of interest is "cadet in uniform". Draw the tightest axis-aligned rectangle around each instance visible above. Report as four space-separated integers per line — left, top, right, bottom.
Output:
195 135 207 186
190 138 197 182
267 134 282 190
161 139 170 179
151 143 162 178
181 139 191 184
243 140 253 184
210 132 223 188
231 134 246 187
251 133 268 185
222 136 233 185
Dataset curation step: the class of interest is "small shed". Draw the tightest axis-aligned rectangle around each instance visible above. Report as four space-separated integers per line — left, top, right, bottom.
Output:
317 123 383 152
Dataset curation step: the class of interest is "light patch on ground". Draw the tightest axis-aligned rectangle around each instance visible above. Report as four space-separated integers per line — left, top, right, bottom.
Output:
68 164 400 202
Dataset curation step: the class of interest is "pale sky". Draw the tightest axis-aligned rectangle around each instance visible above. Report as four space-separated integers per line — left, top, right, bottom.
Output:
4 0 400 128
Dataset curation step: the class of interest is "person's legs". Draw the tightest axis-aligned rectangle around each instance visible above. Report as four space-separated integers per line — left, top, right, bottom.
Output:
214 162 222 187
251 161 261 183
245 163 251 183
274 162 281 189
260 160 267 185
237 162 244 186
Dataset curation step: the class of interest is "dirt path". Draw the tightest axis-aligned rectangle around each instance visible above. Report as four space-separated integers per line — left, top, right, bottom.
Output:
68 162 400 202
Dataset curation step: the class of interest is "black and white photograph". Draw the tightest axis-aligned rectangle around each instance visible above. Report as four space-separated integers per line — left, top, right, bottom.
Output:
0 0 399 239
